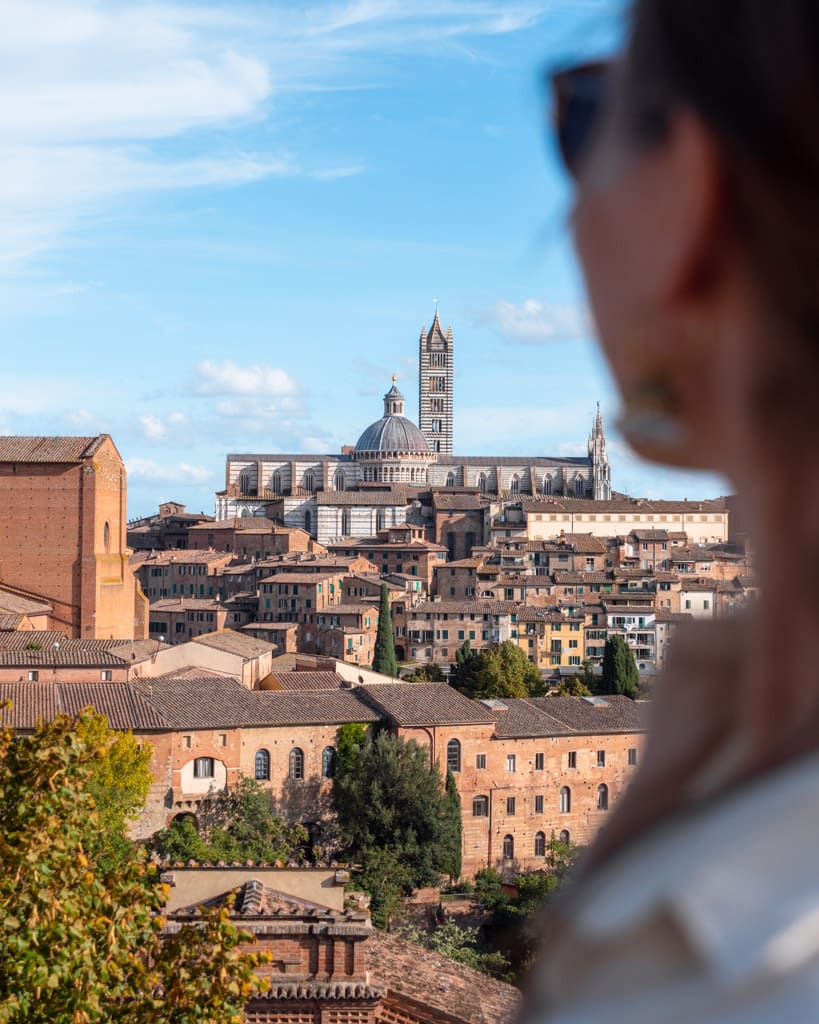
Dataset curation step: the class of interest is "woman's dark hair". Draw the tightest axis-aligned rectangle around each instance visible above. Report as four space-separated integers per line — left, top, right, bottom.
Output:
622 1 819 337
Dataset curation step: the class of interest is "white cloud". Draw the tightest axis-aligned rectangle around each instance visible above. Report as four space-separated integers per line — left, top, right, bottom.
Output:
477 299 592 344
127 457 213 484
139 411 188 440
196 360 300 397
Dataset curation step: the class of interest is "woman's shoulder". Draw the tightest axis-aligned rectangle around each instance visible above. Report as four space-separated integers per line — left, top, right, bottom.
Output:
526 750 819 1023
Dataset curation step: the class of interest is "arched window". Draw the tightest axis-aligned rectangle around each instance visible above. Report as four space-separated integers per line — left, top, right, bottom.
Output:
289 747 304 780
560 786 571 813
534 831 546 857
341 509 351 535
597 783 609 811
271 470 282 493
333 469 345 491
559 829 570 845
472 796 489 817
303 470 315 492
510 473 520 494
543 475 553 496
376 509 385 532
255 749 270 780
477 472 488 494
304 509 312 535
446 471 456 487
446 738 461 773
238 468 253 495
575 475 584 498
502 834 515 860
322 747 336 778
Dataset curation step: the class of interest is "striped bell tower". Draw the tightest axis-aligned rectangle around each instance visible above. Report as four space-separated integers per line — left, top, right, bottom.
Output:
418 307 454 454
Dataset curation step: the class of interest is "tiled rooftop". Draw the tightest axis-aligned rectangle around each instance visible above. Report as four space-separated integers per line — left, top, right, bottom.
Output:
361 683 496 726
0 434 108 463
191 630 277 659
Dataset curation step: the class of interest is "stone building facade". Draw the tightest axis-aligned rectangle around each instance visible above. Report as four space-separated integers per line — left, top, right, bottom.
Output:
0 435 147 639
215 312 611 535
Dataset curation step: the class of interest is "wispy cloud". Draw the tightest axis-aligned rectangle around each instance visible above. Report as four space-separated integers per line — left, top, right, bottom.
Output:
196 360 300 398
127 457 214 484
0 0 564 271
476 298 592 344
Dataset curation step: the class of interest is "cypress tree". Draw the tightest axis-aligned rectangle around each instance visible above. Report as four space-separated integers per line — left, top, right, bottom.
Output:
601 635 640 699
440 769 463 881
372 583 398 677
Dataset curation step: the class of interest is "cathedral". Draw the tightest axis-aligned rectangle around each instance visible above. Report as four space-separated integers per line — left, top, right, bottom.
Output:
216 311 611 543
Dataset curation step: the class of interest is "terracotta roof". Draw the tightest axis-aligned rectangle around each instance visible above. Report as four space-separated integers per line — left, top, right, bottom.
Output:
489 695 647 738
149 598 224 612
0 434 108 463
130 550 232 567
361 684 496 726
552 571 611 585
269 671 346 691
521 496 729 514
630 529 670 541
0 637 129 668
0 682 170 730
365 929 519 1024
432 493 486 511
411 600 519 615
0 586 52 617
558 533 609 553
192 630 276 659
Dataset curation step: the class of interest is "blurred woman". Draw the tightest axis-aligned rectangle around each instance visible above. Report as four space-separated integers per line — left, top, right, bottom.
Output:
526 3 819 1021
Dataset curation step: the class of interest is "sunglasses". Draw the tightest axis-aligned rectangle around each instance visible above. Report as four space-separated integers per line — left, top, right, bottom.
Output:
549 60 611 180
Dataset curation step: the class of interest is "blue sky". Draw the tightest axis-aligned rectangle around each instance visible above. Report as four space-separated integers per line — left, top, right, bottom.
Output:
0 0 727 517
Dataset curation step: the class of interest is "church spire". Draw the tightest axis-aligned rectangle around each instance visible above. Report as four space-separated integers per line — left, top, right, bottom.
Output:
588 402 611 500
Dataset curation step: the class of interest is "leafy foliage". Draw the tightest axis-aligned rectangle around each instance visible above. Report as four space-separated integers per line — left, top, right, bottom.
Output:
332 732 456 890
601 635 641 698
402 663 446 682
153 776 307 865
372 583 398 677
452 641 543 699
352 848 413 929
0 707 268 1024
397 919 509 977
76 715 154 865
552 675 592 697
473 839 581 978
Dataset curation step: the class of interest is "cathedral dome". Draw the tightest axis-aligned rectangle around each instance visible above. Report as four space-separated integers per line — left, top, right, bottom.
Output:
355 415 431 454
354 381 431 455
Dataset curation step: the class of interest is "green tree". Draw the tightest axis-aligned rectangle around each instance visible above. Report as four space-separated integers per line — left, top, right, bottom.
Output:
552 676 592 697
601 635 641 698
353 847 413 930
336 722 369 774
77 715 154 864
153 776 306 865
450 639 481 694
0 707 268 1023
332 732 454 888
372 583 398 677
438 770 463 881
397 919 509 977
454 641 543 700
402 663 446 682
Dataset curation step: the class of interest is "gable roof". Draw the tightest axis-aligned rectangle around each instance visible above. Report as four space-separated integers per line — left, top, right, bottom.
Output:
361 683 495 726
0 435 110 463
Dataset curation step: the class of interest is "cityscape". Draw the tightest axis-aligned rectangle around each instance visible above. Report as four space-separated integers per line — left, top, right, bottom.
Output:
0 3 759 1023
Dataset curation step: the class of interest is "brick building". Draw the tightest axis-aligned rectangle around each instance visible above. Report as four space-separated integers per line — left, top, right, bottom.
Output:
0 435 147 639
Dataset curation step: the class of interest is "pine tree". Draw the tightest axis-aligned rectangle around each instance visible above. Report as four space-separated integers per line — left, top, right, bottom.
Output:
600 635 640 698
372 583 398 676
439 770 463 881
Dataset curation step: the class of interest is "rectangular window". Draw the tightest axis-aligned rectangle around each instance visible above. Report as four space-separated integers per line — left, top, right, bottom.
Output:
183 735 192 749
475 753 487 769
534 794 544 814
100 670 112 681
217 733 227 746
597 750 606 768
568 751 577 769
193 756 215 779
506 754 516 772
506 796 516 815
27 670 38 681
534 752 544 771
628 747 638 766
